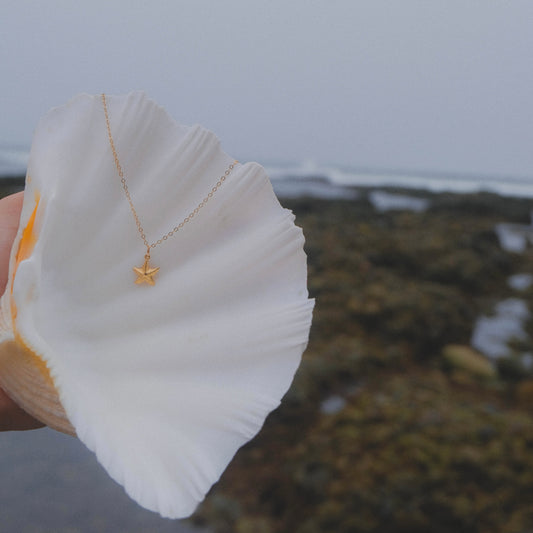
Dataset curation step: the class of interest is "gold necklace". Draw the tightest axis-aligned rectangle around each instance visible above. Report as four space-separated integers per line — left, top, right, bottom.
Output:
101 93 238 286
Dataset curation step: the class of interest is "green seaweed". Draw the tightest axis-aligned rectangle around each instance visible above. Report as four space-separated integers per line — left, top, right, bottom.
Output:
193 190 533 533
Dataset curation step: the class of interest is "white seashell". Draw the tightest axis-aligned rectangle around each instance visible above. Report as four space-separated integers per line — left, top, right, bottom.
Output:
0 92 314 518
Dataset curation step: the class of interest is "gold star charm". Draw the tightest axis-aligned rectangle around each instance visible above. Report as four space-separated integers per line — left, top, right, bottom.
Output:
133 253 160 286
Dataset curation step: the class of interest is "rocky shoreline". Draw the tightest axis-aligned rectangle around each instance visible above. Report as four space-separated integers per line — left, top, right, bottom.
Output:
1 181 533 532
193 188 533 533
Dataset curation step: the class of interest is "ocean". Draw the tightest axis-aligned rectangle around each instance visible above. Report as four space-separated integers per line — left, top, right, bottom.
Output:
2 145 533 200
265 161 533 200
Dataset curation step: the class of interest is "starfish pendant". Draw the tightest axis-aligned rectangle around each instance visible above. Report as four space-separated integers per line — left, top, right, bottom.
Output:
133 253 160 286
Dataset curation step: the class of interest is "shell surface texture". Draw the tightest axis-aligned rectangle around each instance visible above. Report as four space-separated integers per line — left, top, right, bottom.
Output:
0 92 314 518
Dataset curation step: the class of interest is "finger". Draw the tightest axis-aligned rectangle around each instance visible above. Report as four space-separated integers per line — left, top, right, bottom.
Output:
0 191 43 430
0 387 44 431
0 191 24 295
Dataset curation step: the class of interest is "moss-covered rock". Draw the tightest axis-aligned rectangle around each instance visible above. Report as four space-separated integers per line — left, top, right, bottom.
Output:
515 379 533 407
192 190 533 533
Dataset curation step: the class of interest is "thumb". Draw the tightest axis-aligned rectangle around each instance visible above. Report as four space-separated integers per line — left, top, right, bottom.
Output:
0 191 24 296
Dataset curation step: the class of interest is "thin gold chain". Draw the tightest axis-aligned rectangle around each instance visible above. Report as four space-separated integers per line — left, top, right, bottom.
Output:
101 93 238 253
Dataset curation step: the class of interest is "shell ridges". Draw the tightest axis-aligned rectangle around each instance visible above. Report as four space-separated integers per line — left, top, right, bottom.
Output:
0 92 314 518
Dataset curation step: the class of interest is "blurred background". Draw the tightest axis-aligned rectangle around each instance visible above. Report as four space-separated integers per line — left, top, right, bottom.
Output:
2 1 533 532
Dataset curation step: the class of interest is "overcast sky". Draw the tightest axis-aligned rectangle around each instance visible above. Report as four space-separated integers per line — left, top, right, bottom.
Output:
2 1 533 178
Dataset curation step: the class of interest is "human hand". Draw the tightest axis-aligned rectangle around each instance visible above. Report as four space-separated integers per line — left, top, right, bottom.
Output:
0 192 44 431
